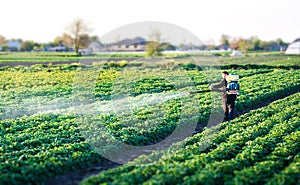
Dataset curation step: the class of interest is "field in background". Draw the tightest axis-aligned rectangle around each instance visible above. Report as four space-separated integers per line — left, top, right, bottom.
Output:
0 51 299 63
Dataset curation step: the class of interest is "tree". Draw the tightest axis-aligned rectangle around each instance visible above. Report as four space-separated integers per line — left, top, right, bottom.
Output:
21 41 35 51
53 33 73 48
1 45 8 51
53 36 64 46
146 41 163 57
160 42 176 51
65 18 92 54
146 30 163 57
0 35 6 45
275 38 288 47
78 34 92 49
90 35 100 43
252 38 262 51
229 37 239 50
61 33 73 47
259 40 271 51
237 38 253 52
220 34 230 46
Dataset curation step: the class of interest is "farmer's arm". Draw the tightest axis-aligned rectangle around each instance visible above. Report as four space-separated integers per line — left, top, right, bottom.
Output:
211 79 226 89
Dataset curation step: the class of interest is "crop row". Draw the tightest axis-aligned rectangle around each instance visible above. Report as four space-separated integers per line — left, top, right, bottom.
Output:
0 66 299 184
78 69 300 147
81 92 300 185
0 114 101 184
0 66 273 119
94 68 273 100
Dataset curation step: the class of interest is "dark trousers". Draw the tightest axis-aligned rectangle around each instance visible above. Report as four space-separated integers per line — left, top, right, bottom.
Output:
222 94 237 121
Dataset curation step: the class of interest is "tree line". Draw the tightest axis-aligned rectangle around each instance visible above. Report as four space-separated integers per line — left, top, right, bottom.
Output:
218 34 289 52
0 19 291 55
0 19 99 55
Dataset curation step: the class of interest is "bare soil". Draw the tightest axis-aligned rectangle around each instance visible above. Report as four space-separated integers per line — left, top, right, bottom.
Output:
45 159 120 185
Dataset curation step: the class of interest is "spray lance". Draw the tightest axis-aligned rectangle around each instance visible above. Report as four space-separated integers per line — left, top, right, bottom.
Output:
189 89 211 94
189 89 224 95
188 83 223 95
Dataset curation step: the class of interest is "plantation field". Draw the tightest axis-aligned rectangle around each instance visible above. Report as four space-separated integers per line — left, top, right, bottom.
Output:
0 55 299 184
82 92 300 185
0 52 144 62
0 52 300 68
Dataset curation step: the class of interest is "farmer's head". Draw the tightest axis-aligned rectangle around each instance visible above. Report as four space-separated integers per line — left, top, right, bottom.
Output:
222 71 229 79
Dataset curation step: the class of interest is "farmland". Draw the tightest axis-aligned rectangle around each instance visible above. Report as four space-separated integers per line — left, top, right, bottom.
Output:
81 92 300 185
0 52 299 184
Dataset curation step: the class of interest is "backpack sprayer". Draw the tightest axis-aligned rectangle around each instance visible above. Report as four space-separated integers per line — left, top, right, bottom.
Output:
188 74 240 95
226 74 240 95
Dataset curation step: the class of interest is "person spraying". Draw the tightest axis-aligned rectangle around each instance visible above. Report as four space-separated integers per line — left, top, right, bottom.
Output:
210 71 239 121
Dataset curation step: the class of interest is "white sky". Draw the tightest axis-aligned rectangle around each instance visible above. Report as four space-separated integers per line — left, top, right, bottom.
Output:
1 0 299 44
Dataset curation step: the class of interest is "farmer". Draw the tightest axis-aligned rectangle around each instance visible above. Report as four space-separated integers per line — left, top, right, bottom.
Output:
210 71 238 121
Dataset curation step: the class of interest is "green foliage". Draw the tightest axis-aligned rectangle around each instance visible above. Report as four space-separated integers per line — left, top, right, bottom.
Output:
0 114 101 185
130 77 175 96
146 41 163 57
81 93 300 185
237 38 254 52
0 60 300 184
1 45 8 51
21 41 35 51
180 63 197 70
0 35 6 45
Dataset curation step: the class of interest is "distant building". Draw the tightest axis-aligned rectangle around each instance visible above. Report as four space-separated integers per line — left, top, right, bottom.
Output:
49 46 66 52
285 38 300 55
263 42 286 52
44 45 74 52
218 44 230 51
88 41 103 52
7 41 21 51
109 37 146 52
231 50 243 57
